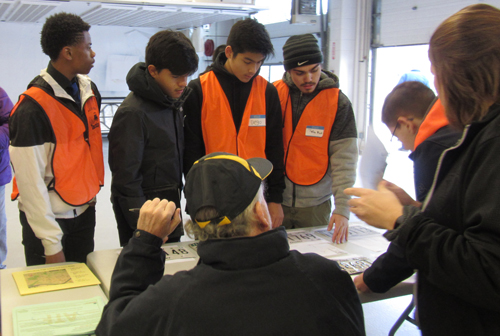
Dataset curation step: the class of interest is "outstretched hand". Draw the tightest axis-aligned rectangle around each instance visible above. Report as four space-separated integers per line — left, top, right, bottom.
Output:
353 273 371 293
327 214 349 244
137 198 181 243
344 182 403 230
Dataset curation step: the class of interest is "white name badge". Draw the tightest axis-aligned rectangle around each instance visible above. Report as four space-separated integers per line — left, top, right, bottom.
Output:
306 126 324 137
249 115 266 127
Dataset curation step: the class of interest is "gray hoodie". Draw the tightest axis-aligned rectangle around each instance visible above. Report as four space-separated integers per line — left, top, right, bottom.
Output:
281 69 358 218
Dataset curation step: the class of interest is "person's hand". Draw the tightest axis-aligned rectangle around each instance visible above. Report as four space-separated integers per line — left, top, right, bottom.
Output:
327 214 349 244
45 250 66 264
268 202 284 228
344 182 403 230
382 180 421 207
353 273 372 293
137 198 181 243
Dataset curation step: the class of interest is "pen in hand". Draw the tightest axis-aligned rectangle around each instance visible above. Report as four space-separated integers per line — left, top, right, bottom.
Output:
129 208 141 213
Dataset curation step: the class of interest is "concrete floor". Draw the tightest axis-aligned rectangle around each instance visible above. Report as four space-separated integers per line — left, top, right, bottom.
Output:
1 137 421 335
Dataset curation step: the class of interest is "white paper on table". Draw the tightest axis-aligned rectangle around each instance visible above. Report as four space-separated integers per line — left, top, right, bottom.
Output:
162 244 198 262
286 230 323 244
315 225 381 240
165 258 197 264
328 256 374 274
290 241 348 258
349 236 390 253
359 125 388 190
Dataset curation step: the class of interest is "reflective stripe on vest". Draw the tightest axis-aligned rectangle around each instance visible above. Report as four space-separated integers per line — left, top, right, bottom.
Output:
11 87 104 206
413 99 448 150
274 80 339 185
200 71 267 159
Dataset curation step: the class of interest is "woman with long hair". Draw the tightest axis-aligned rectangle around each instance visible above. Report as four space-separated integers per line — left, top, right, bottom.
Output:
346 4 500 335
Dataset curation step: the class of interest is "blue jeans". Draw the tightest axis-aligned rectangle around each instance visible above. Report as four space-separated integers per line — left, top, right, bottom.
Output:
0 185 7 269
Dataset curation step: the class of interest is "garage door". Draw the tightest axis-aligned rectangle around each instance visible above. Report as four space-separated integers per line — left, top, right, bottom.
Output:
379 0 500 46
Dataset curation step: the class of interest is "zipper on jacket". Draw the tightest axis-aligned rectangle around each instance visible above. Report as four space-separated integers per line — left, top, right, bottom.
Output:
287 91 302 207
174 107 183 185
289 91 304 207
292 92 303 132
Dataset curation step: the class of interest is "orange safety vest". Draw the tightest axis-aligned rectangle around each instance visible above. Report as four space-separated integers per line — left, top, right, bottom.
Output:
11 87 104 206
200 71 267 159
274 80 339 185
414 99 449 150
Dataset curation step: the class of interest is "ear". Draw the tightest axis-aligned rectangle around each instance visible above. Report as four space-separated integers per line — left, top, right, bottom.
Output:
254 201 271 233
225 45 233 60
61 47 72 61
397 116 420 135
147 64 158 78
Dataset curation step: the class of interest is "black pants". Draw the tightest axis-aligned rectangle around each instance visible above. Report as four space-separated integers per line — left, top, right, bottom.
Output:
113 187 184 246
113 199 182 246
20 206 96 266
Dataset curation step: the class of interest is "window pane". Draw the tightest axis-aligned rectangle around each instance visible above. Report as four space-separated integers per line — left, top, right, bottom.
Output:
269 65 285 83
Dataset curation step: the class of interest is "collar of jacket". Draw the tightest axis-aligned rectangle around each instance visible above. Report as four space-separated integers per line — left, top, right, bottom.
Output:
283 69 339 95
421 103 500 210
210 52 262 84
197 227 289 271
29 69 93 105
458 103 500 145
126 62 192 110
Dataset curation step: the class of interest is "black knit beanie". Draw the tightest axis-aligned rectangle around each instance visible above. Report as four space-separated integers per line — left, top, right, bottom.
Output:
282 34 323 71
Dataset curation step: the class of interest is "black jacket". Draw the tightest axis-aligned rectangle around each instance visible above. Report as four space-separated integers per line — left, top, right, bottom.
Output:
183 53 285 203
410 125 461 202
109 63 188 239
364 125 460 293
386 104 500 335
96 227 365 336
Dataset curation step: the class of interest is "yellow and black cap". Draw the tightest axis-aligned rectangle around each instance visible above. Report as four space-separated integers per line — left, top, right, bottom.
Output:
185 152 273 229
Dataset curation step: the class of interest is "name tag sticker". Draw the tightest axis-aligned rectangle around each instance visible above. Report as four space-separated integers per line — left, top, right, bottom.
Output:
306 126 324 137
249 115 266 127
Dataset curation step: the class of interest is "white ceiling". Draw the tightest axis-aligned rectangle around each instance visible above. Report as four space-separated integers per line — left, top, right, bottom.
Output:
0 0 264 29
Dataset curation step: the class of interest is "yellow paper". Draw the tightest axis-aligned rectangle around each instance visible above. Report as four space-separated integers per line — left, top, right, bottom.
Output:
12 263 101 296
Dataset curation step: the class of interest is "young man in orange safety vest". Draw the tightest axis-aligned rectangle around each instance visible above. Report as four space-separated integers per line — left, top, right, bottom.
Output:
273 34 358 244
354 81 460 294
183 18 285 227
9 13 103 266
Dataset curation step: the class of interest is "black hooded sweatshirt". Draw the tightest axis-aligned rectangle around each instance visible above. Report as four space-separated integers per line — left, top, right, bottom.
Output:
108 62 189 240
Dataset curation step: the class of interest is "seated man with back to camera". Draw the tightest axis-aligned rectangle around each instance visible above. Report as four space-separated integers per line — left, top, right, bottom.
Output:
97 152 365 336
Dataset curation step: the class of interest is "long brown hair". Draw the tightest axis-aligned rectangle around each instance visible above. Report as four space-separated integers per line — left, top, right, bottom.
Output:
429 4 500 129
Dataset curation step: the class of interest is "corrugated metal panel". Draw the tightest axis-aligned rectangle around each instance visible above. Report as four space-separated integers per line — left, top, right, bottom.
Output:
113 7 178 27
1 0 59 23
380 0 500 46
0 1 13 18
0 0 259 28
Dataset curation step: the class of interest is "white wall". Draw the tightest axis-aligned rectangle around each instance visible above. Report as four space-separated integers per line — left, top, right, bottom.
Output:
0 22 160 101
